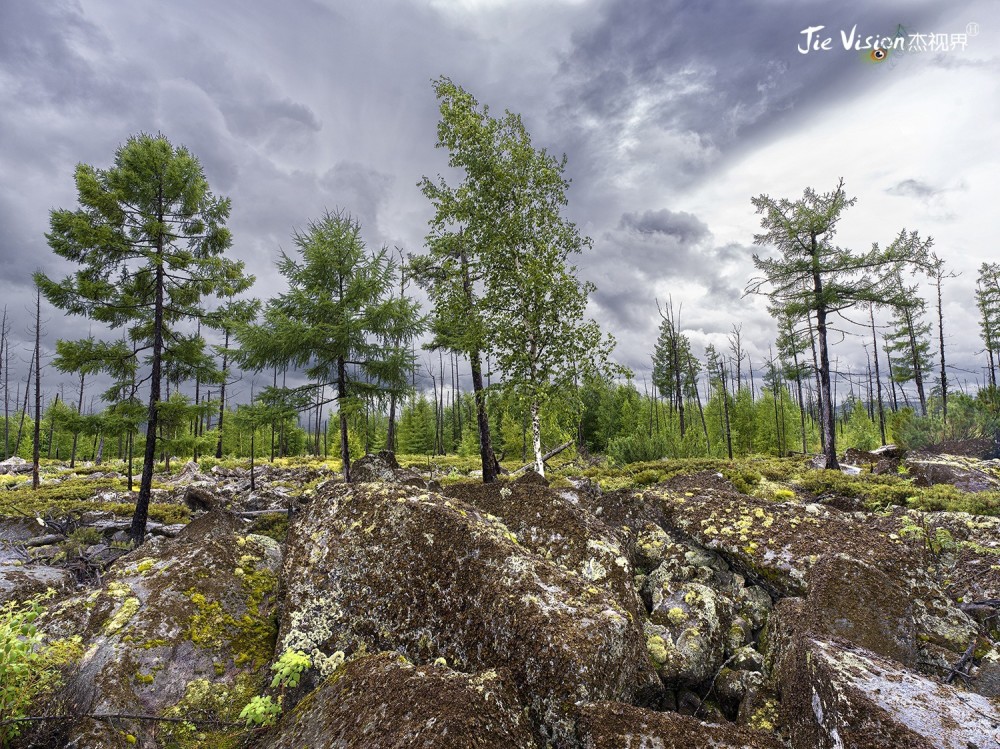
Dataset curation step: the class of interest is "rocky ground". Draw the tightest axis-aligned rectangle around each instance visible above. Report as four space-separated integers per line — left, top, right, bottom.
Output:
1 449 999 748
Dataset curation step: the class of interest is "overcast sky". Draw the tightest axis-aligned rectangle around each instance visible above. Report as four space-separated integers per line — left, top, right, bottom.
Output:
2 0 998 406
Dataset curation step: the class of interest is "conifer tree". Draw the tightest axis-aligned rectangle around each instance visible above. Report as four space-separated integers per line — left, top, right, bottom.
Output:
236 209 424 482
37 133 253 543
747 179 932 468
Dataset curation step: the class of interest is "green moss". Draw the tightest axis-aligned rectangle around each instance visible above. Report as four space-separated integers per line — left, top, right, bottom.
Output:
247 512 289 543
183 545 279 670
158 674 260 749
105 597 140 635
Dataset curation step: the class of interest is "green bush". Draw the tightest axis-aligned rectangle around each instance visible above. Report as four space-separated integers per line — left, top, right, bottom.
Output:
607 431 671 465
0 591 83 745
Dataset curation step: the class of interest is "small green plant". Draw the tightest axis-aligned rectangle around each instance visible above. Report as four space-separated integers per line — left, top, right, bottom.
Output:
238 695 281 727
239 648 313 728
899 514 957 557
270 648 311 689
0 590 82 745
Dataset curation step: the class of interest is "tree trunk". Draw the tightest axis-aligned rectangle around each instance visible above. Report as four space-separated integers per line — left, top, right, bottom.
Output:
720 362 733 460
869 305 887 445
336 356 352 481
215 328 230 459
32 287 41 490
70 372 84 468
131 256 164 545
903 307 927 416
934 270 948 427
812 236 839 470
470 352 500 483
530 397 543 475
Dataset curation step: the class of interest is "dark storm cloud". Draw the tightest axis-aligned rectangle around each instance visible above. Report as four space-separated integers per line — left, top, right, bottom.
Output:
619 208 709 245
554 0 944 198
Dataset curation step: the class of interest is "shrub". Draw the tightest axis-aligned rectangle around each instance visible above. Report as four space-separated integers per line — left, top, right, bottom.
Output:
0 591 83 744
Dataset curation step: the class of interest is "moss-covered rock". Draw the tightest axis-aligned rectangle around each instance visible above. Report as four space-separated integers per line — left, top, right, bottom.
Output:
44 510 281 748
278 482 660 748
572 701 785 749
257 652 541 748
443 481 643 620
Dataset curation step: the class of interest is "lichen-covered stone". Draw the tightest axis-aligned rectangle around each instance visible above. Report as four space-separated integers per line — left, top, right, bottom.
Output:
0 562 75 601
350 450 432 488
904 452 1000 492
803 553 917 665
279 483 660 747
443 481 643 620
257 652 541 749
573 701 785 749
47 511 281 748
641 486 980 669
777 636 1000 749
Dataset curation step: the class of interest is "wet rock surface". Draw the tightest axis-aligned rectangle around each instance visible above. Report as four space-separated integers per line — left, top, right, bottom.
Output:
5 452 1000 748
257 652 541 749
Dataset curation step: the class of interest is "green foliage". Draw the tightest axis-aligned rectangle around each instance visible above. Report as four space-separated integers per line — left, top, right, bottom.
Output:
0 591 83 745
38 131 255 542
239 649 313 729
607 431 671 466
841 398 880 451
270 648 311 689
236 209 423 479
239 694 280 727
748 179 932 468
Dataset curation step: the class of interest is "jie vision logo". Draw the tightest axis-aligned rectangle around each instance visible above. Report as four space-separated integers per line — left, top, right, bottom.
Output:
797 23 975 64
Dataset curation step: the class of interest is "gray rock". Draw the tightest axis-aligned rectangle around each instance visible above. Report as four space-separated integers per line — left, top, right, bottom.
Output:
258 653 539 749
777 636 1000 749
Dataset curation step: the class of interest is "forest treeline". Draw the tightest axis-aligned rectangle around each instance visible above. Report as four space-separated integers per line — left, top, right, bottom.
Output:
5 77 1000 544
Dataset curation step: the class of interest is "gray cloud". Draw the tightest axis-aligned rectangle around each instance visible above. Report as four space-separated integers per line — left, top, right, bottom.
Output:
619 208 709 245
887 178 938 198
0 0 994 402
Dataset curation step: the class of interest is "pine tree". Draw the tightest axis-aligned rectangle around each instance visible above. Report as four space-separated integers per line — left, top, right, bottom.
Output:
236 209 424 482
37 133 253 544
884 282 933 417
747 179 932 469
976 263 1000 388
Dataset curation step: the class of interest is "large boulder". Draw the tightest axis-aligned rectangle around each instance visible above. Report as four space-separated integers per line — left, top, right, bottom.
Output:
42 511 282 748
904 453 1000 492
776 636 1000 749
278 483 660 747
573 702 785 749
802 553 917 665
349 450 432 488
443 481 643 619
258 652 540 749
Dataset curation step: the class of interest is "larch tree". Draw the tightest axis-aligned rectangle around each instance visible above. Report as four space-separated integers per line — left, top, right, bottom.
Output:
747 179 932 469
883 273 932 417
37 132 254 544
235 209 424 482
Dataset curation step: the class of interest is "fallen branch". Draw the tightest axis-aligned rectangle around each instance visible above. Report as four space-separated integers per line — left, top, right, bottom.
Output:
944 638 979 685
0 712 244 730
509 441 574 476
